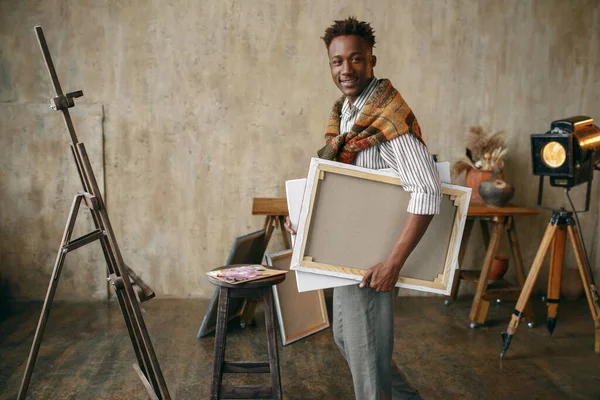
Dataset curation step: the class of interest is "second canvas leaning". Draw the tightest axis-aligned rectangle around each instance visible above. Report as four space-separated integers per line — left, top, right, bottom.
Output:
290 158 471 296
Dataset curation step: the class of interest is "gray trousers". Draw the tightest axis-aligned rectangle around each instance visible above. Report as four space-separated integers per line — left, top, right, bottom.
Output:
333 285 421 400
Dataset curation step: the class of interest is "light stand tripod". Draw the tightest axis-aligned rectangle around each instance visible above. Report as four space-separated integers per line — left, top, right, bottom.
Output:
500 176 600 358
18 26 171 400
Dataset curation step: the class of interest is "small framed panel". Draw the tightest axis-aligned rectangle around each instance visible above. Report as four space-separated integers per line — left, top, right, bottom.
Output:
266 249 329 345
197 229 269 338
291 158 471 295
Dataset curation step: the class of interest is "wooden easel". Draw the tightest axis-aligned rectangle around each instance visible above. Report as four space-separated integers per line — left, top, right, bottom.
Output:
18 26 171 400
500 209 600 358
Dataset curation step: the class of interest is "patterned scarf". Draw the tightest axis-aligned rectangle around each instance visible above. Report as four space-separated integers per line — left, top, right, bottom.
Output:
317 79 425 164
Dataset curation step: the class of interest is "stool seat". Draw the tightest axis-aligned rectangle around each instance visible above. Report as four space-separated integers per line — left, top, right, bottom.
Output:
208 264 285 400
208 264 286 289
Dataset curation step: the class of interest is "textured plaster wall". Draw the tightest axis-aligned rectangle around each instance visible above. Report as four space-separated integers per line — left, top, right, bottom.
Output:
1 0 599 300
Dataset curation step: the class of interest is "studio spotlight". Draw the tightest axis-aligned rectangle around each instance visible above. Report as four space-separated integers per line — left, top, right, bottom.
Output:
500 115 600 359
531 116 600 209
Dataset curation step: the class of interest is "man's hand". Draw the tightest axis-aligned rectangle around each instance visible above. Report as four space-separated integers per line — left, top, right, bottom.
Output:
359 213 434 292
360 261 400 292
283 216 296 236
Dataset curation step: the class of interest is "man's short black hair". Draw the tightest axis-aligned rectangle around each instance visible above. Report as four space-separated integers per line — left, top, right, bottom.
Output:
321 17 376 50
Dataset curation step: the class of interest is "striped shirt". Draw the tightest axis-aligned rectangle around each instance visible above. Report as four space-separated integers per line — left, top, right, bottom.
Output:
341 78 441 215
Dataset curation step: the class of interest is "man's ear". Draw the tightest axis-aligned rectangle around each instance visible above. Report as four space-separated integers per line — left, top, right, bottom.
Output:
371 55 377 68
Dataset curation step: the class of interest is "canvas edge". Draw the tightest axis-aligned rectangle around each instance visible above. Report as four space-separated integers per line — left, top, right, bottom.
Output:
290 158 320 272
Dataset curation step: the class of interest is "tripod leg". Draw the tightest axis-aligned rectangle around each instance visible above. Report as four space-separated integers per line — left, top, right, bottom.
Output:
546 226 566 335
568 225 600 354
500 222 557 358
18 194 83 400
506 218 534 323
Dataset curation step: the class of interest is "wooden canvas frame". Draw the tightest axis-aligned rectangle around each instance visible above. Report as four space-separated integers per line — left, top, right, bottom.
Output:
197 229 269 338
291 158 471 295
266 249 329 345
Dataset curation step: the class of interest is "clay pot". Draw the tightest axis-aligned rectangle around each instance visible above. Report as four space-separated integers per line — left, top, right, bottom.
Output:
466 169 500 204
479 176 515 207
489 254 509 280
561 268 584 301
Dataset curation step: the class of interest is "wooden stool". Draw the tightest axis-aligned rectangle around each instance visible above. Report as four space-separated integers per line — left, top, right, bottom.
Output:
208 265 285 400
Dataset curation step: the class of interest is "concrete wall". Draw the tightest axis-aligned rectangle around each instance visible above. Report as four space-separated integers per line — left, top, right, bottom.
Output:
1 0 599 300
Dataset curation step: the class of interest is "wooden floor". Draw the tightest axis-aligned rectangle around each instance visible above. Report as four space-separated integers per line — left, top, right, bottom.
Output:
1 295 599 399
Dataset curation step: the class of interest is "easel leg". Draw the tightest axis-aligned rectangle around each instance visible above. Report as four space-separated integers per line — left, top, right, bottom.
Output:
18 194 84 400
501 222 558 358
568 225 600 354
110 275 161 393
546 226 566 335
78 143 170 399
72 143 152 379
506 218 534 323
469 218 504 326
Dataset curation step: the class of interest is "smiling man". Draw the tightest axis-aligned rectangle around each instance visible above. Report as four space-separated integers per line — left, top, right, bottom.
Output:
313 17 441 399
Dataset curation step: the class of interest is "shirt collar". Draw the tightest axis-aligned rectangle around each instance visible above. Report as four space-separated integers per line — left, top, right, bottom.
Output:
341 77 379 116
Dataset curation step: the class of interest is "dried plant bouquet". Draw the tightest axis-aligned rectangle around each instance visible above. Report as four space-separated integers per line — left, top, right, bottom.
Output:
452 126 508 176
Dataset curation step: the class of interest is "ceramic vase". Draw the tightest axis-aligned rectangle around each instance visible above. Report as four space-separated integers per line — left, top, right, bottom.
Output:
489 254 509 280
479 172 514 207
466 169 501 204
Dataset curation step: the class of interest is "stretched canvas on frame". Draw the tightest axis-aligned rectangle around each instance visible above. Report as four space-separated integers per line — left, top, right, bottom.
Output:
266 249 329 345
290 158 471 295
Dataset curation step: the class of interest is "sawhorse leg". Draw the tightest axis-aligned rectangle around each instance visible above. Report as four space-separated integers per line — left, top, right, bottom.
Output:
469 218 505 326
278 215 291 250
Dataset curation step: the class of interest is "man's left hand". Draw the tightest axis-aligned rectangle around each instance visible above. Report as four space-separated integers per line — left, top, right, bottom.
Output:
359 261 401 292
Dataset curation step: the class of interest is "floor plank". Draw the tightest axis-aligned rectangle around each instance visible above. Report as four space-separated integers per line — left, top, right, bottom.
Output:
1 296 599 399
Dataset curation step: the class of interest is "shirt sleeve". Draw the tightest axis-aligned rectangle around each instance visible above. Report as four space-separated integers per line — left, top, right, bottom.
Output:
379 134 442 215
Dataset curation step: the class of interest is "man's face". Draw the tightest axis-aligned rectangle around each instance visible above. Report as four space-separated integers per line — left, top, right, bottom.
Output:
328 35 376 104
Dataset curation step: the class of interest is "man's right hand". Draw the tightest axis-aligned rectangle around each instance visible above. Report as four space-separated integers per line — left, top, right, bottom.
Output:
284 216 296 236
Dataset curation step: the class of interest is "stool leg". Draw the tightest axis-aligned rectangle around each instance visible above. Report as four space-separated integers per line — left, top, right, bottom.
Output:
263 288 282 400
211 287 229 400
